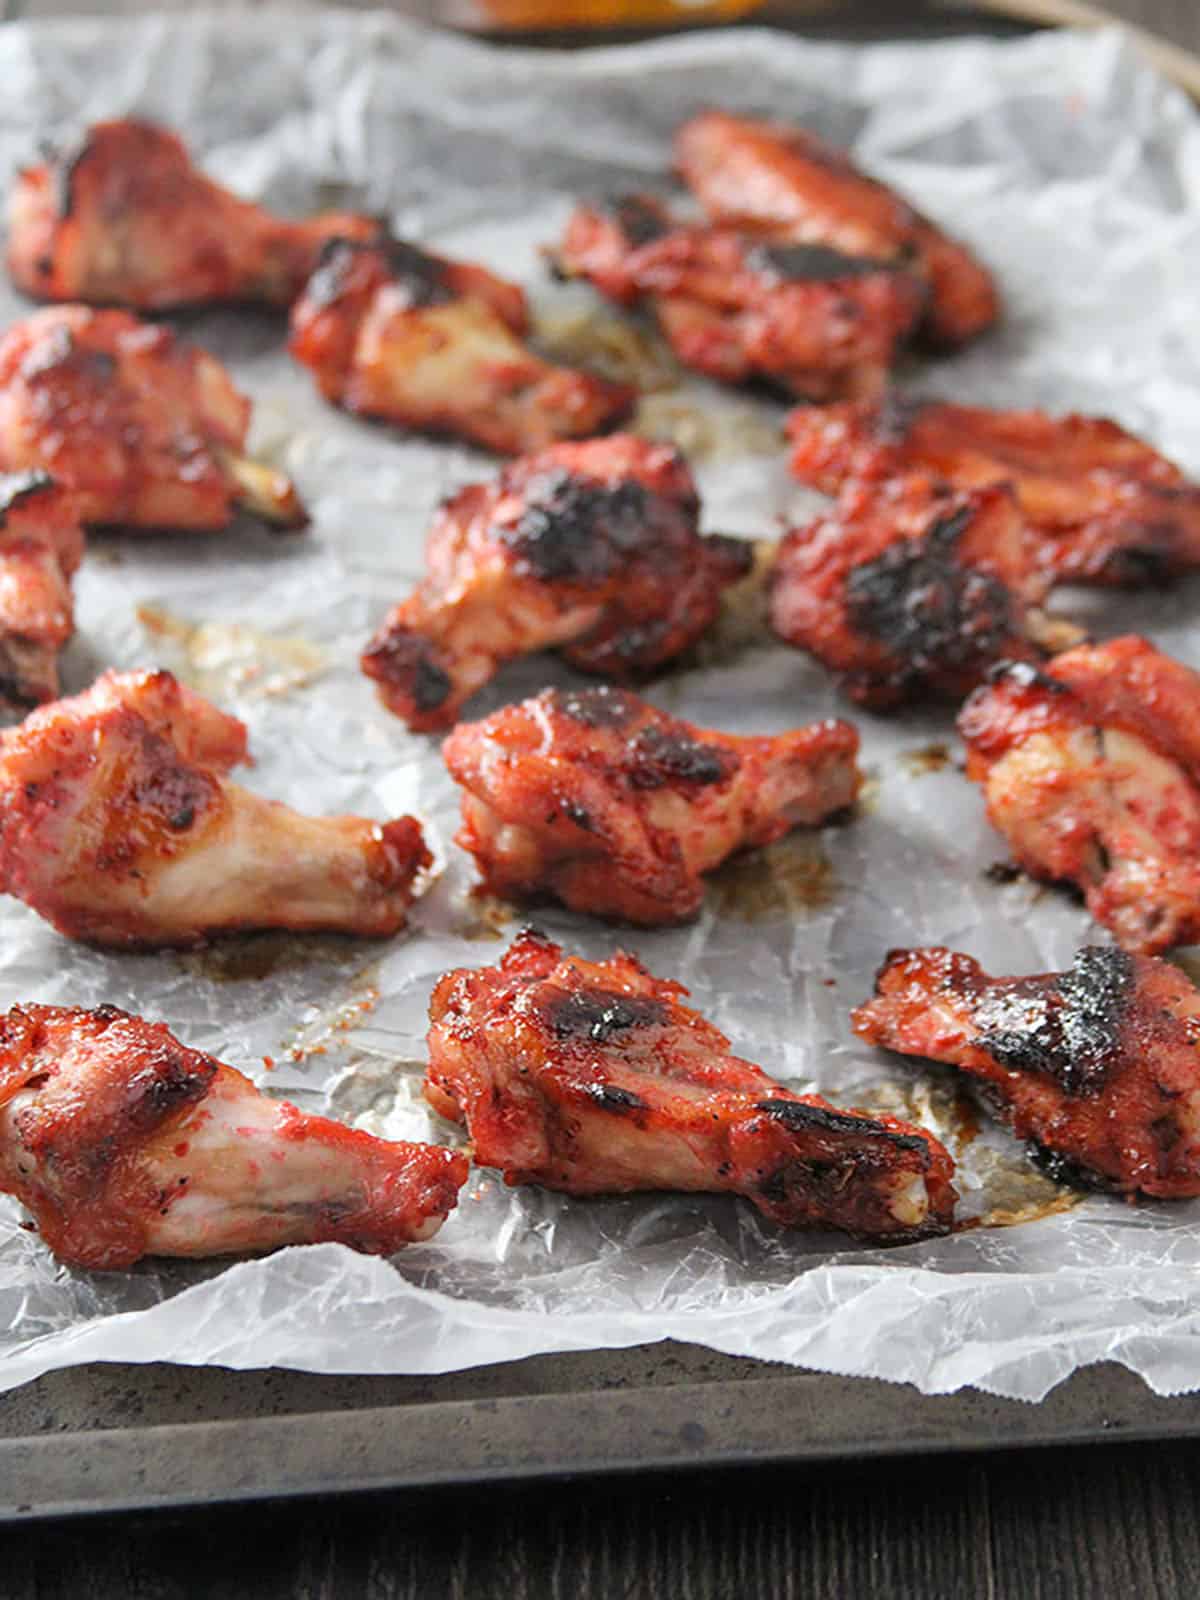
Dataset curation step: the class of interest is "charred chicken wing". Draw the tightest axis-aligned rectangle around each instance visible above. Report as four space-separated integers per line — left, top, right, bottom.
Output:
425 928 956 1239
959 636 1200 954
855 944 1200 1198
554 193 923 401
768 474 1078 709
0 306 306 532
674 111 998 347
8 118 377 311
444 685 860 925
0 668 431 947
289 236 634 455
787 398 1200 587
362 435 751 731
0 1001 467 1268
0 471 85 712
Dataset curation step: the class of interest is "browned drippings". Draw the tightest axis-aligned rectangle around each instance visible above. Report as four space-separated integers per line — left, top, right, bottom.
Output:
708 833 836 922
900 741 952 777
281 963 382 1063
534 307 681 392
137 603 327 700
181 931 370 984
631 395 781 463
456 893 518 942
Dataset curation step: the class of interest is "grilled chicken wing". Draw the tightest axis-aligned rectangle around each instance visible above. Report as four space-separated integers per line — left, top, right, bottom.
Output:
554 194 923 401
362 435 751 731
0 471 85 712
426 928 955 1239
787 398 1200 587
0 668 430 947
674 111 998 347
8 119 377 311
855 944 1200 1198
0 1001 467 1268
959 636 1200 954
0 306 305 532
290 236 634 456
444 685 860 925
768 474 1078 709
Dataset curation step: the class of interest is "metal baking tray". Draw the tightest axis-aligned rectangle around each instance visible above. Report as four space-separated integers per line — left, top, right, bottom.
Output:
3 5 1199 1521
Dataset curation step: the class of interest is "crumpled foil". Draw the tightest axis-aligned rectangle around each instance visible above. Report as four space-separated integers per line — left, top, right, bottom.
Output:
0 9 1198 1405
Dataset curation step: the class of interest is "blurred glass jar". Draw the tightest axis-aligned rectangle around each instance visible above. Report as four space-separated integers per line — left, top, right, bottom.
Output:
413 0 767 28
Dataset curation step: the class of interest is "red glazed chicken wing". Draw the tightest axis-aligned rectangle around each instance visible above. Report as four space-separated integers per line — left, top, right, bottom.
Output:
0 471 85 712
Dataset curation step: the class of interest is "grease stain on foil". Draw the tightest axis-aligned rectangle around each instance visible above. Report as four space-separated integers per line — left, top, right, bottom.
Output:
632 394 781 462
708 832 836 922
137 603 328 700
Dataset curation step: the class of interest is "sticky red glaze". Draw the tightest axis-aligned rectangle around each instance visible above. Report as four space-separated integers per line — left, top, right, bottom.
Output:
426 928 956 1240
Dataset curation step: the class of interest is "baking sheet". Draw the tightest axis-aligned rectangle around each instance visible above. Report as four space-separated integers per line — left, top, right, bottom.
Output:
0 8 1199 1405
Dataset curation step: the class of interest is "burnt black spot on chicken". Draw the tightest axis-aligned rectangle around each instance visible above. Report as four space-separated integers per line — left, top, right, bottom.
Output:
122 1049 216 1135
702 532 754 582
0 471 55 525
362 626 453 712
542 986 666 1044
986 659 1070 693
306 237 450 312
626 723 738 790
503 470 696 584
607 194 670 247
554 685 641 729
974 947 1134 1097
1088 535 1179 587
757 1097 928 1151
583 1081 649 1113
47 130 96 219
560 799 595 832
846 502 1018 682
748 243 892 284
1025 1138 1118 1192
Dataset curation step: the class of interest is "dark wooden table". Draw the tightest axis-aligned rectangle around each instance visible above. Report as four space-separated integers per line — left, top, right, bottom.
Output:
3 2 1199 1595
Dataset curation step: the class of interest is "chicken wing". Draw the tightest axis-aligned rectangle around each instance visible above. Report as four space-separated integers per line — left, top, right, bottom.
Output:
0 668 431 947
554 193 923 401
0 1000 467 1268
959 636 1200 954
443 685 860 925
0 306 306 532
787 398 1200 587
289 236 634 456
425 928 955 1239
8 118 377 311
769 473 1080 709
0 471 85 712
854 943 1200 1198
674 111 998 347
362 434 751 731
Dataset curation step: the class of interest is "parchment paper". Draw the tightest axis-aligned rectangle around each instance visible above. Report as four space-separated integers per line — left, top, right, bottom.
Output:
0 8 1199 1403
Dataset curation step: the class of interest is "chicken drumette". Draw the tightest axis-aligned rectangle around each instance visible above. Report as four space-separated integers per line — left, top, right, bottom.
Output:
427 928 956 1239
787 398 1200 587
444 685 861 925
8 118 377 311
768 474 1079 709
554 193 923 401
0 471 85 712
0 306 305 532
0 669 431 947
289 236 634 456
855 944 1200 1198
674 111 998 347
959 636 1200 954
362 435 751 731
0 1001 468 1268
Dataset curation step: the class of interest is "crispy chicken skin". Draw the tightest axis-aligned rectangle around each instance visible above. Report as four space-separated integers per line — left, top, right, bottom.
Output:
768 474 1072 709
426 929 956 1239
362 435 751 731
443 685 861 925
289 236 634 456
0 669 431 947
787 398 1200 587
674 112 998 347
854 944 1200 1198
554 194 923 401
0 471 85 712
0 306 306 532
8 119 377 311
959 636 1200 955
0 1001 468 1268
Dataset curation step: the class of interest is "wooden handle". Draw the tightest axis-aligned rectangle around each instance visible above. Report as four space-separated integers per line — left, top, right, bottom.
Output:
956 0 1200 100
